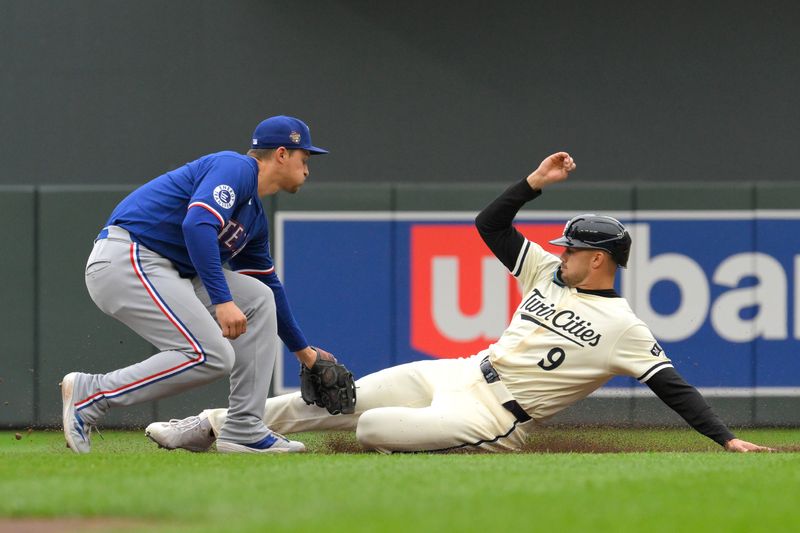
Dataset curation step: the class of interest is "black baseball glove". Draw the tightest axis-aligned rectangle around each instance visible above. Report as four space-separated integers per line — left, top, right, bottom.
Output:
300 347 356 415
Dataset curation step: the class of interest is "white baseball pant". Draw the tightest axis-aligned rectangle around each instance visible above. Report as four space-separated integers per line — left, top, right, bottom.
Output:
205 355 532 453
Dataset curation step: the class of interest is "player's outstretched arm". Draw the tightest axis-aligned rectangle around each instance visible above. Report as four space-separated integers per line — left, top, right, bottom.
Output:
724 438 775 453
526 152 576 191
648 369 777 451
646 367 763 450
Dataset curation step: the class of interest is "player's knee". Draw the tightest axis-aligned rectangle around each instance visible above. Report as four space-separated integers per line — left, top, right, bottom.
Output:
203 339 235 376
355 411 383 451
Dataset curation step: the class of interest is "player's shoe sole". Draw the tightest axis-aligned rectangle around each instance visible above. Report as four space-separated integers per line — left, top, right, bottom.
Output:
60 372 91 454
216 435 306 454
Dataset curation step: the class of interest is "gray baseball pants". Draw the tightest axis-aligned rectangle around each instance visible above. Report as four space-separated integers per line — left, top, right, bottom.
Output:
75 225 278 444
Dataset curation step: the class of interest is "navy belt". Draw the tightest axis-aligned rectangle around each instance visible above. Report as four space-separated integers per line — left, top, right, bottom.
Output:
96 226 136 243
479 357 532 423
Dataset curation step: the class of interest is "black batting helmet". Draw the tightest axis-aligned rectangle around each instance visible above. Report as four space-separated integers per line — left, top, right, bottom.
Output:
548 214 632 267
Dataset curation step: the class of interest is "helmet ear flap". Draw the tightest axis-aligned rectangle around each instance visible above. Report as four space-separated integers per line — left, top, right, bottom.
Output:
614 231 632 268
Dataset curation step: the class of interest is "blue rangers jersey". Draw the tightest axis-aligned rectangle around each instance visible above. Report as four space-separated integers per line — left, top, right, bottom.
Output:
102 151 308 351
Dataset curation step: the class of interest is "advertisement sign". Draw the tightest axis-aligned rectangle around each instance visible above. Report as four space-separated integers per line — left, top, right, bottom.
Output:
275 211 800 395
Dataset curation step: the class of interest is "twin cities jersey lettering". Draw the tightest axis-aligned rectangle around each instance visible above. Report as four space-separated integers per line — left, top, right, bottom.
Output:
518 288 603 347
487 239 673 421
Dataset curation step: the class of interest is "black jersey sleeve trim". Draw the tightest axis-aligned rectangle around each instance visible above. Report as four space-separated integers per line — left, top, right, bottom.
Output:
636 361 673 382
512 241 531 277
475 179 542 272
646 367 736 447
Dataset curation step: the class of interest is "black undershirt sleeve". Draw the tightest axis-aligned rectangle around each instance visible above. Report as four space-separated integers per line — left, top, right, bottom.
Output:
475 178 542 271
646 367 736 447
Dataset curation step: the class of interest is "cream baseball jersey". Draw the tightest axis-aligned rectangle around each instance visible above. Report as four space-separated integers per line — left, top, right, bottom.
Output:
487 239 672 420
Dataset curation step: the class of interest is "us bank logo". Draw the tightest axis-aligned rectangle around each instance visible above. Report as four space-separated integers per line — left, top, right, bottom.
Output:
410 219 800 356
410 223 563 358
275 211 800 391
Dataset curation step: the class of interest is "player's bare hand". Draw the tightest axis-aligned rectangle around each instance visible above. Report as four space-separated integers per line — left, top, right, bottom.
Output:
724 438 776 453
216 301 247 340
526 152 576 190
295 346 337 368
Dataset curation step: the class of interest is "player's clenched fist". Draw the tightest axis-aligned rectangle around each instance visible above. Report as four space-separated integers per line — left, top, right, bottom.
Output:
216 301 248 339
526 152 576 191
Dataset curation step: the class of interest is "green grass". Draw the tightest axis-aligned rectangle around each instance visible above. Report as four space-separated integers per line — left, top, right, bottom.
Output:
1 428 799 532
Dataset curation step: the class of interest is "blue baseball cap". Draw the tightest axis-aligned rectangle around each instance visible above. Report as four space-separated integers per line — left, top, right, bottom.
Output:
251 115 328 154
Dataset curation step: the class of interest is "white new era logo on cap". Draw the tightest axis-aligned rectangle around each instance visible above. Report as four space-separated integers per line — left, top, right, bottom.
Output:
252 138 258 144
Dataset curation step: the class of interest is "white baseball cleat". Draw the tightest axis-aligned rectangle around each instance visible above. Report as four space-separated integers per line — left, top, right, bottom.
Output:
216 432 306 454
61 372 92 454
145 413 215 452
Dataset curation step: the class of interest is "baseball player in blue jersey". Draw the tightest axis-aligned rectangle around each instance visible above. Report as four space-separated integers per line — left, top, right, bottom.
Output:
61 115 335 454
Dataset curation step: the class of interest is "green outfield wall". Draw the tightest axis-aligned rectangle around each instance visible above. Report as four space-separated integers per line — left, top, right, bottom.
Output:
1 182 799 429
